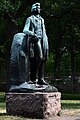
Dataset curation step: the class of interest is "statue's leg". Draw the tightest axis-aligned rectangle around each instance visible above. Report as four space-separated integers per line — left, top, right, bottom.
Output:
30 58 41 82
38 60 44 80
37 60 48 85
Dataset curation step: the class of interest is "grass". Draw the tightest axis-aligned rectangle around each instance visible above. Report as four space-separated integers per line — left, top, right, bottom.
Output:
61 100 80 116
0 92 6 111
0 115 28 120
0 92 80 119
61 100 80 109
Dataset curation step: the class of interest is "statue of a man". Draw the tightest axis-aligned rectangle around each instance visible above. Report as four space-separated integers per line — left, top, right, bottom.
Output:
9 3 58 92
23 3 49 85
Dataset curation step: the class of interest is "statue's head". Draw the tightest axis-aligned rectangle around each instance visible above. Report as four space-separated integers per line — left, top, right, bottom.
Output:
31 3 41 15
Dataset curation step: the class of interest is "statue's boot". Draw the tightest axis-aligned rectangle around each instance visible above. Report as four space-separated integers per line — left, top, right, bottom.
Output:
37 60 48 85
37 78 48 85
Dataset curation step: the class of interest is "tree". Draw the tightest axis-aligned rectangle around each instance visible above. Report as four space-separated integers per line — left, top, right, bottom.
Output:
0 0 38 83
0 0 80 88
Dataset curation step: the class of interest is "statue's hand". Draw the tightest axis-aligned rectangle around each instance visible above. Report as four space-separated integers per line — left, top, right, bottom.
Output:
29 34 38 44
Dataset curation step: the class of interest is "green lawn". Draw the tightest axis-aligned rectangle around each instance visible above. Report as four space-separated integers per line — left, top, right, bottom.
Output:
0 92 6 110
0 92 80 120
61 100 80 109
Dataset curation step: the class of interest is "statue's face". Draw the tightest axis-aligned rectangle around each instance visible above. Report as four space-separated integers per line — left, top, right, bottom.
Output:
35 7 40 14
31 3 41 15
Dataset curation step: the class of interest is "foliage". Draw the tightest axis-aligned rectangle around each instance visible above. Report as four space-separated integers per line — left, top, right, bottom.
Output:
0 0 80 84
45 53 54 75
61 94 80 100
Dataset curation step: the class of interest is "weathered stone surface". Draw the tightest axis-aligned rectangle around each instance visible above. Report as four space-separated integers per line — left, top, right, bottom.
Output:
6 92 61 119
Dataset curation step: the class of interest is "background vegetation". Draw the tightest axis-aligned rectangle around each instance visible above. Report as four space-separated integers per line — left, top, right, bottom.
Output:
0 0 80 92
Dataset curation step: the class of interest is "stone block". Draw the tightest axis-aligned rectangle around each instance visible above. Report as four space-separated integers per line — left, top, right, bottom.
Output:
6 92 61 119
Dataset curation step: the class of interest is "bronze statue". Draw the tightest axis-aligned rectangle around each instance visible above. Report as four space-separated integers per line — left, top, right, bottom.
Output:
9 3 58 92
23 2 49 85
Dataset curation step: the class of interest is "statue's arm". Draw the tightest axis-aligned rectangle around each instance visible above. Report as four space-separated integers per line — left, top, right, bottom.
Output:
23 18 36 37
23 17 38 43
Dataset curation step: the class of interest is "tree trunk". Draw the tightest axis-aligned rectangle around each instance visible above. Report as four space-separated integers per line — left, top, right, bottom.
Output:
70 45 76 93
54 31 62 79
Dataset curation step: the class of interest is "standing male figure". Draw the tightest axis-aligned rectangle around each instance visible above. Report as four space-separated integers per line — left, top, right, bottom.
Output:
23 3 49 85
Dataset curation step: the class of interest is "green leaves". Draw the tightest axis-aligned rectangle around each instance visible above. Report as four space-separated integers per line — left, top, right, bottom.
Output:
0 0 80 83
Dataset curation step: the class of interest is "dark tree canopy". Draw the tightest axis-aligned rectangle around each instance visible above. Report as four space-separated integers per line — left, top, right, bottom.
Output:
0 0 80 86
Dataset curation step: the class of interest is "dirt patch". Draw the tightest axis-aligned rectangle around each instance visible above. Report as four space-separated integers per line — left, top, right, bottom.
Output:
49 116 80 120
0 109 80 120
48 109 80 120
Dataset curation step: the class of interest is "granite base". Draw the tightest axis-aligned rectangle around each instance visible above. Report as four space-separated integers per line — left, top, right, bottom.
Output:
6 92 61 119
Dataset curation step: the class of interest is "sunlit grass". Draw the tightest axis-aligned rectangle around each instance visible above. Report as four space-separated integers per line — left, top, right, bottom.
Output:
0 102 6 110
0 92 5 95
0 115 29 120
61 100 80 116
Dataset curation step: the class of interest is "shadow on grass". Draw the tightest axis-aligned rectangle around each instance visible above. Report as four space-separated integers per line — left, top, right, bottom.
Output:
0 98 5 103
62 103 80 109
0 113 7 116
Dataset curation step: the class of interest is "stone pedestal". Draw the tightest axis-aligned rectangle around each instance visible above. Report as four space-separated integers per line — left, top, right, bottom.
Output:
6 92 61 119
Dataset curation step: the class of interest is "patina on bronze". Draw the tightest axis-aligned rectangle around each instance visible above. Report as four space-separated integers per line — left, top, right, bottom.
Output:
9 3 58 92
